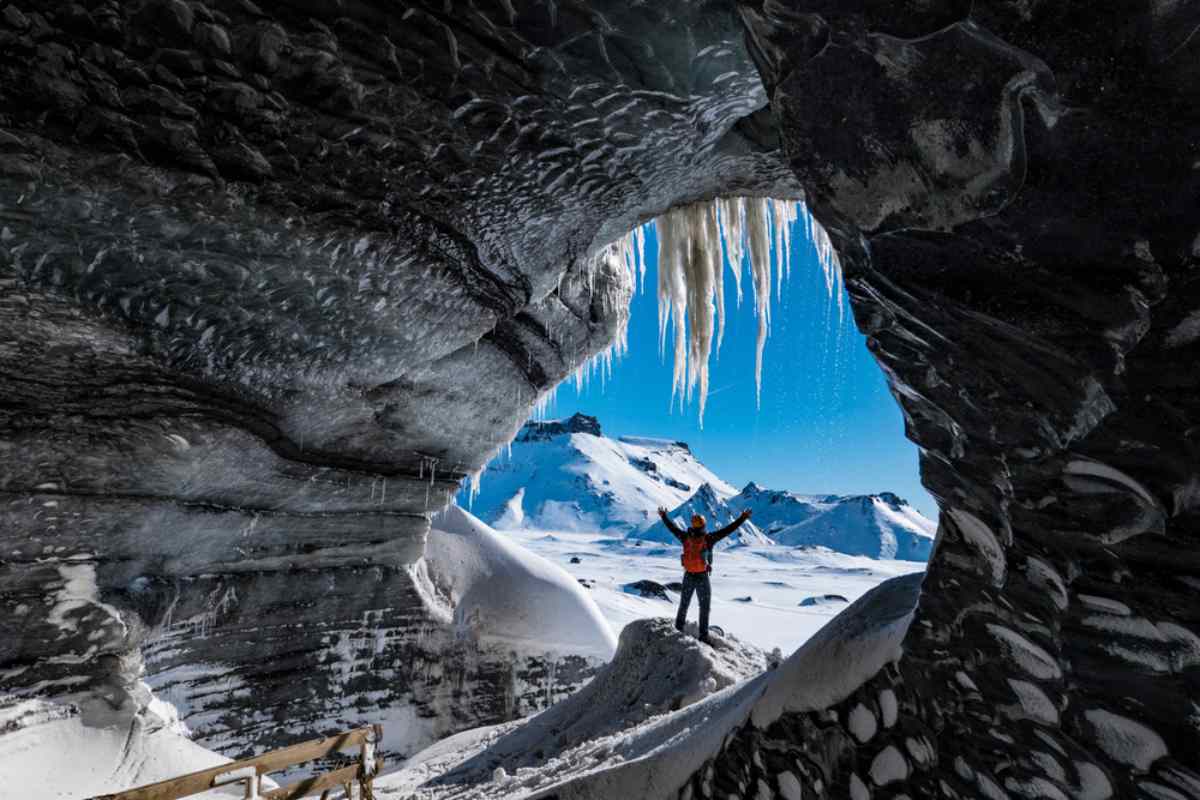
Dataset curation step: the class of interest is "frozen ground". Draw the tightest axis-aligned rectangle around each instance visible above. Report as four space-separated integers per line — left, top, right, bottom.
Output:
494 526 925 656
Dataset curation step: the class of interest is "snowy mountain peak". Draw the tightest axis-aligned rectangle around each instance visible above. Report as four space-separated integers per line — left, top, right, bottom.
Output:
465 412 935 561
466 415 734 532
516 412 603 441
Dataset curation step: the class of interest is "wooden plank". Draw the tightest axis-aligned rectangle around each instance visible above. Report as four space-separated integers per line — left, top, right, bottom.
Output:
261 764 362 800
90 728 374 800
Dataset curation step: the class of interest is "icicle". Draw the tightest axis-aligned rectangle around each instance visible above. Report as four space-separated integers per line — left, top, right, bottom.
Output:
653 201 724 426
577 194 840 425
717 197 746 309
745 198 773 407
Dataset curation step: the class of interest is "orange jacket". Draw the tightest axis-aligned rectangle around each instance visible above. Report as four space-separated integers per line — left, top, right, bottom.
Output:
659 511 749 573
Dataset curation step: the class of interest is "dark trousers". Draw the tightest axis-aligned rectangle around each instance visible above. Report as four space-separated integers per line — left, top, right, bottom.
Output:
675 571 712 639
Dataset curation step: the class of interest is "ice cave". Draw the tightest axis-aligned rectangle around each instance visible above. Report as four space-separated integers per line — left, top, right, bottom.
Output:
2 1 1199 799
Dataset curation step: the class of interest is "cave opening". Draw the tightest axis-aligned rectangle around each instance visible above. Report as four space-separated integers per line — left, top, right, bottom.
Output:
460 199 937 658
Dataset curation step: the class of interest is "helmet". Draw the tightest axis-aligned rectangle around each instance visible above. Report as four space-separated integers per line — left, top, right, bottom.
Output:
690 513 706 529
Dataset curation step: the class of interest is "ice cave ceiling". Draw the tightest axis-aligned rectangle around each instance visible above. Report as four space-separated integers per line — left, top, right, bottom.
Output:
2 0 1200 798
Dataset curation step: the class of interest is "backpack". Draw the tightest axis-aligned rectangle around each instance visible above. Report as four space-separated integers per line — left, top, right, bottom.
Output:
682 534 711 574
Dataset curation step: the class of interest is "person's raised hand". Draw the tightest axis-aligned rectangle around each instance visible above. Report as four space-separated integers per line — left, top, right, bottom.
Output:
657 506 668 516
740 509 753 520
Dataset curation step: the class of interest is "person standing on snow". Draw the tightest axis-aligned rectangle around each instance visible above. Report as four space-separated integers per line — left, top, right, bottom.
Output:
656 506 753 645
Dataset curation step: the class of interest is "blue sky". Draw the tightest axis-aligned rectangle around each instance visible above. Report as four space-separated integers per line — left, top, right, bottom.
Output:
543 221 939 519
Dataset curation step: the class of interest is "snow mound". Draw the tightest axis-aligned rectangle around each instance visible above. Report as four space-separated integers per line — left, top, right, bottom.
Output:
414 619 768 790
426 505 617 660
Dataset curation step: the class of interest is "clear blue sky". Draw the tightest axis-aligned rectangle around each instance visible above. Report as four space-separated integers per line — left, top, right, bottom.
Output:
541 220 939 519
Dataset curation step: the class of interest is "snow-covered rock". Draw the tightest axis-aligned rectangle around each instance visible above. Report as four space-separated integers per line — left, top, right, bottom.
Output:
728 484 935 561
380 619 770 796
464 413 734 533
638 482 773 547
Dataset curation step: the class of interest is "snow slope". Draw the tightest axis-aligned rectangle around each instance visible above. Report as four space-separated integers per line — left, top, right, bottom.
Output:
464 413 734 533
426 506 617 660
638 483 773 547
1 698 246 800
727 483 936 560
425 619 768 788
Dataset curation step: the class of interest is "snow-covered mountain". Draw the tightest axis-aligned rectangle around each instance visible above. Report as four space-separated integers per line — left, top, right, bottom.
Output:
465 413 735 533
727 483 936 560
639 483 774 547
465 413 936 562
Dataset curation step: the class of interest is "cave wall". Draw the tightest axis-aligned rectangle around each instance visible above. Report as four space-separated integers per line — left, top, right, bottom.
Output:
3 0 1199 796
0 0 801 758
686 2 1200 799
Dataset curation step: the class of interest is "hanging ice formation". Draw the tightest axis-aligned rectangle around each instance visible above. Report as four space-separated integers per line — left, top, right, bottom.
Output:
463 200 838 501
589 198 841 426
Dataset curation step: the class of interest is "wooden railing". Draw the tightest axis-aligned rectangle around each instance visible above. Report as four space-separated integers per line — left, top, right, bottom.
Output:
90 725 383 800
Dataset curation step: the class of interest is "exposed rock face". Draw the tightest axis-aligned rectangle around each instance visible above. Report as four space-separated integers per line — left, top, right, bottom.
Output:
2 0 1199 798
0 0 797 763
515 412 602 442
683 2 1200 799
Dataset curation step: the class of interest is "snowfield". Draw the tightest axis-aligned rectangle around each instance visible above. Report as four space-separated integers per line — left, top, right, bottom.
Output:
497 525 925 655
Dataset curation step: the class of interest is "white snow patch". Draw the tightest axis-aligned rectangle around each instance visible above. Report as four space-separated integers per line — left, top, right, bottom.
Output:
946 508 1006 586
849 772 870 800
1004 679 1059 726
1073 761 1114 800
878 689 898 728
847 704 877 743
1082 708 1168 771
985 624 1062 681
869 745 908 787
778 771 804 800
1077 595 1132 615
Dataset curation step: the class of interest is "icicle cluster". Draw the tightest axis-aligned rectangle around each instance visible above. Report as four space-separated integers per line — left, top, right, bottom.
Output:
578 198 842 426
648 198 840 425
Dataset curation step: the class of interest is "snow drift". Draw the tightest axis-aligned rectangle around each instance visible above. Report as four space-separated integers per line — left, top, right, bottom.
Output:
426 505 617 660
426 619 769 787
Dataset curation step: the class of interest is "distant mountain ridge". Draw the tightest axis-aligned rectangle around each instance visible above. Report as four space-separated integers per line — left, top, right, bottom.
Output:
463 413 936 561
726 483 935 560
640 483 774 548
